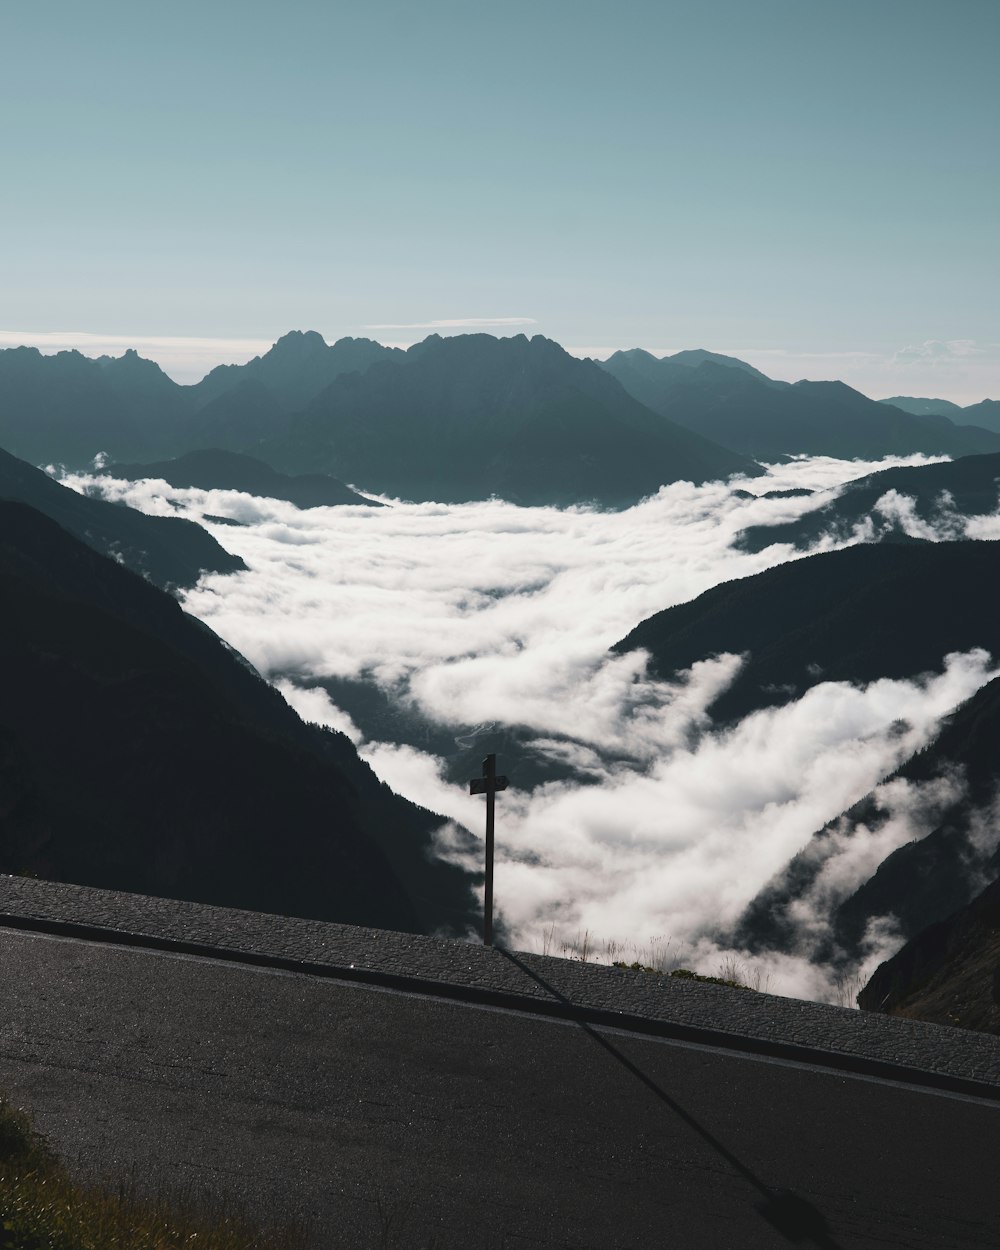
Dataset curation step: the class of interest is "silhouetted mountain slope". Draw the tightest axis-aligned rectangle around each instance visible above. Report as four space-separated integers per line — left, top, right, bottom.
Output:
190 332 400 415
0 347 181 465
858 874 1000 1034
737 452 1000 553
613 540 1000 725
879 395 1000 435
665 348 774 378
602 352 1000 460
615 539 1000 976
735 672 1000 969
0 335 399 468
879 396 964 418
601 349 781 418
0 502 477 933
959 399 1000 434
180 378 289 452
97 347 186 416
173 333 400 455
103 449 377 508
264 334 758 507
0 444 244 590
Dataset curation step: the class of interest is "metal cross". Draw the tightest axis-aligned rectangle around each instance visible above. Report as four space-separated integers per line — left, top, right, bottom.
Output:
469 753 508 946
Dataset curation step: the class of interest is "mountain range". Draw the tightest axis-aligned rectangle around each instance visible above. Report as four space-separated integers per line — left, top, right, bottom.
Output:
4 331 998 508
0 334 400 468
882 395 1000 433
262 333 758 506
600 349 1000 461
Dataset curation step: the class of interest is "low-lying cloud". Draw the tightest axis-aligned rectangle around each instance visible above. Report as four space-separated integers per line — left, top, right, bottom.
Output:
63 453 1000 1001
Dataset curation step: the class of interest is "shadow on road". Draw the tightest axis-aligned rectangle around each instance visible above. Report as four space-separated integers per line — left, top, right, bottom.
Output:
500 950 844 1249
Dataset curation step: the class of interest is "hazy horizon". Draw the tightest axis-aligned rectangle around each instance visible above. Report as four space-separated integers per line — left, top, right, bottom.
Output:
5 1 998 405
0 325 995 406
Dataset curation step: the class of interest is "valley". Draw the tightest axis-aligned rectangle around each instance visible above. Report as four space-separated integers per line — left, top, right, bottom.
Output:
4 332 1000 1026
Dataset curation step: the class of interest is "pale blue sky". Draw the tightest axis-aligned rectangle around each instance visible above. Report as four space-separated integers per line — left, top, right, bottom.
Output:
2 0 997 399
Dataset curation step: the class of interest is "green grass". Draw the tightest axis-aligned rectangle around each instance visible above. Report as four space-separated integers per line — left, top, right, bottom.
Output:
0 1097 308 1250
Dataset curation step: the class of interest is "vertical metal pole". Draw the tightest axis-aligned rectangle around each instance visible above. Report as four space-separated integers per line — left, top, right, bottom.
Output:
484 753 495 947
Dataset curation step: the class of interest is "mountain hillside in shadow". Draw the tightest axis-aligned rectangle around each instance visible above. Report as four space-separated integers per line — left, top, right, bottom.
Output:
883 394 1000 434
601 350 1000 460
613 540 1000 724
102 448 377 508
0 444 244 590
737 452 1000 554
610 538 1000 980
0 502 477 934
265 333 758 507
858 873 1000 1034
0 335 398 467
735 671 1000 972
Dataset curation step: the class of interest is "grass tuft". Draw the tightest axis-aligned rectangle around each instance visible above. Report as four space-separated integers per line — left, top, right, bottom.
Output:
538 927 772 993
0 1097 308 1250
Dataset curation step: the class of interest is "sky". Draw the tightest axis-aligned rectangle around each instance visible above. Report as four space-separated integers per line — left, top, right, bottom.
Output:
2 0 998 401
65 453 1000 1002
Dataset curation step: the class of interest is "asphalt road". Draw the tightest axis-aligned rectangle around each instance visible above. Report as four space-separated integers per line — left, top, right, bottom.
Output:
1 927 997 1250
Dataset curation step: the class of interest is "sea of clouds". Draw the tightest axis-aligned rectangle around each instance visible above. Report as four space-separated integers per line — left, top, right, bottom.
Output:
65 453 1000 1002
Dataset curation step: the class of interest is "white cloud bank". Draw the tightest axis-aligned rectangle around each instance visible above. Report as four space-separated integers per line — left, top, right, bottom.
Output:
62 454 1000 1001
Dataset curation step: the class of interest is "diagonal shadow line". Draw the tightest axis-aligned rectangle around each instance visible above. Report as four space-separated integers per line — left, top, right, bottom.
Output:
499 950 844 1250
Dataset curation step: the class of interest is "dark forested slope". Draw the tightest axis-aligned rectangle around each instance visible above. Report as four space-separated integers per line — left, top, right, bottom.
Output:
613 540 1000 724
737 452 1000 554
858 874 1000 1034
613 539 1000 974
735 671 1000 969
0 502 476 934
103 449 376 508
0 444 245 590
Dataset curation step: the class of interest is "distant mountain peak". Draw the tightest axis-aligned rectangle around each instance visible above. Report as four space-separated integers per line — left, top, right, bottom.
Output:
880 395 964 418
612 348 658 364
667 349 772 380
269 329 329 355
603 346 772 384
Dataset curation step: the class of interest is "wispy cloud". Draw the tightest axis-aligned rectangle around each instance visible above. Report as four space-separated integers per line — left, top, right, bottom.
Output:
362 317 538 330
891 338 988 366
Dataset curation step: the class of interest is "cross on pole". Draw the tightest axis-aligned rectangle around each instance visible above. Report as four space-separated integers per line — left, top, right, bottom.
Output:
469 753 508 946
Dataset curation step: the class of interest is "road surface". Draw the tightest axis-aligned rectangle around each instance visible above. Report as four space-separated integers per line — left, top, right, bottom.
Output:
1 927 997 1249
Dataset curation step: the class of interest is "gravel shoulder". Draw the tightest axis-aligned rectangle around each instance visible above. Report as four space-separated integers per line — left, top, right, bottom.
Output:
2 873 999 1095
